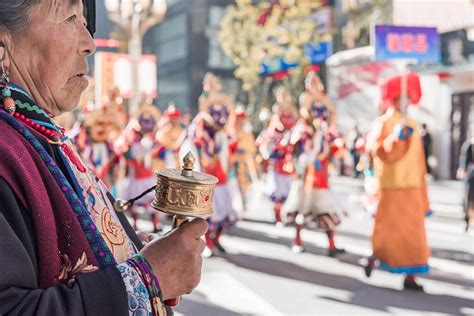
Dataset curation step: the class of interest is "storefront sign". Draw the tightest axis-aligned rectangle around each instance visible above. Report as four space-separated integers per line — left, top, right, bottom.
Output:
375 25 440 63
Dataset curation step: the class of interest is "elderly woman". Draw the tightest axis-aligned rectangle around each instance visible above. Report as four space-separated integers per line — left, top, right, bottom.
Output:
0 1 206 315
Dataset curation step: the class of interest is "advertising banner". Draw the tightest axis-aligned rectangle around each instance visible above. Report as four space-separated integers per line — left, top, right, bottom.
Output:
375 25 440 63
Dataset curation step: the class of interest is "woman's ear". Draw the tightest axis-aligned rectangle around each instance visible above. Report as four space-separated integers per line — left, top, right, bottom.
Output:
0 45 11 76
0 29 13 71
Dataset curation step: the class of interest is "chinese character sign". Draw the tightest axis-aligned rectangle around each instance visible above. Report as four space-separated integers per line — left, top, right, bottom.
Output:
375 25 440 63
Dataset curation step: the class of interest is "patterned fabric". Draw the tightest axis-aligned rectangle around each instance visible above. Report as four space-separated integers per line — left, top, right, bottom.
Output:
4 85 136 264
126 254 168 316
0 110 117 269
1 85 168 313
59 139 137 263
118 262 153 316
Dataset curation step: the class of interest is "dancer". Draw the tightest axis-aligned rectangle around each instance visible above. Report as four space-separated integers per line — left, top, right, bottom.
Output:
268 86 298 226
116 102 161 231
152 102 186 171
195 73 238 256
285 105 345 256
227 105 257 212
364 73 430 291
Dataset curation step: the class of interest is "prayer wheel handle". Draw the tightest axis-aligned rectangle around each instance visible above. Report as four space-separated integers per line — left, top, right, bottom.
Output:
164 216 190 306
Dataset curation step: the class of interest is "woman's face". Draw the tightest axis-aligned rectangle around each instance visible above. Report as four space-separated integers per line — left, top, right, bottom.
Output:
6 0 95 115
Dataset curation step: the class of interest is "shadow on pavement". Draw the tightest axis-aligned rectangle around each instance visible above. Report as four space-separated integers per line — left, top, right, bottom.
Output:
174 294 244 316
241 218 474 265
221 252 474 315
229 225 474 290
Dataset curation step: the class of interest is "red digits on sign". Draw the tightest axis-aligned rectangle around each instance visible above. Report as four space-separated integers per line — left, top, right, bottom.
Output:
387 33 400 52
415 34 428 53
402 34 414 52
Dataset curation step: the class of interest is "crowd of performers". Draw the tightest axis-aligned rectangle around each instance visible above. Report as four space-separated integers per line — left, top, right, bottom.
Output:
70 70 435 291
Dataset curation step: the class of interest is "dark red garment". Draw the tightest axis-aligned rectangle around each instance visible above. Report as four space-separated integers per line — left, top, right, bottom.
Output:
0 120 98 288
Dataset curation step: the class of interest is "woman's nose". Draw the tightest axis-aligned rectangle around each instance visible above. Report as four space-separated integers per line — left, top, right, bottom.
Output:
78 24 96 57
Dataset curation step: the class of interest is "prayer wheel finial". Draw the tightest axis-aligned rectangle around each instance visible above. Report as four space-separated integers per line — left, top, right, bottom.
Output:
182 152 196 177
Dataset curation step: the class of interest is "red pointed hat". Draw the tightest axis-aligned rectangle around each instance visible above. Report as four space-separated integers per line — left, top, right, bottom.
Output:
163 103 181 118
381 72 422 105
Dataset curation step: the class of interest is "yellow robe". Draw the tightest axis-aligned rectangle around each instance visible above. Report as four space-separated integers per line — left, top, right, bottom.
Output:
371 109 430 274
234 130 257 196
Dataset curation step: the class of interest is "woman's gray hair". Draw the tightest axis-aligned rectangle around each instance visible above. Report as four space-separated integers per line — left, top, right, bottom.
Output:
0 0 41 34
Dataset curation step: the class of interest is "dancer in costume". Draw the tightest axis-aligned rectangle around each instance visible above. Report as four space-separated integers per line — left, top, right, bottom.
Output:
195 72 238 256
78 102 126 186
267 86 298 226
152 102 186 171
227 105 257 212
364 73 431 291
284 103 345 256
116 102 161 231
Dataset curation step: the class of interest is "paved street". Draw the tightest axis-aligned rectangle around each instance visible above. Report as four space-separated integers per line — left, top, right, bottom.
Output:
140 177 474 316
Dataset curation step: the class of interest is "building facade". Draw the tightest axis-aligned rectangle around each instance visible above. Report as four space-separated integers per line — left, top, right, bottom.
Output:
145 0 238 113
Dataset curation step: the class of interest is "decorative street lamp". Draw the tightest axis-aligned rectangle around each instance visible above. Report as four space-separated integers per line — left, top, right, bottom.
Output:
105 0 167 114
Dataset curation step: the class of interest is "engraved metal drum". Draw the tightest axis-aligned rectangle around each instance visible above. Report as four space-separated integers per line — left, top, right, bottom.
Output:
151 152 218 218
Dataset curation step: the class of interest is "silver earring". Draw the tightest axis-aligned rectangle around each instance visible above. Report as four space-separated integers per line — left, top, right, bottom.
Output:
0 59 8 83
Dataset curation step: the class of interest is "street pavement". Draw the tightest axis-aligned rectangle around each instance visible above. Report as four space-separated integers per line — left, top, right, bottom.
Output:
138 177 474 316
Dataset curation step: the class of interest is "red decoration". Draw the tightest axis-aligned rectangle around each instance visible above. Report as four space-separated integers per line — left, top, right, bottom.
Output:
305 64 320 75
235 108 247 119
437 71 452 80
381 72 422 105
270 70 289 80
163 106 181 119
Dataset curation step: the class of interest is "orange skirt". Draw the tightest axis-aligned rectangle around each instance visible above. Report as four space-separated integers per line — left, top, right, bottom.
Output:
372 188 430 274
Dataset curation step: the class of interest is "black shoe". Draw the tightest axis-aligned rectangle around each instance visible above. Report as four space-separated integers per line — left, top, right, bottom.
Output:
364 261 374 278
214 242 227 254
328 248 346 257
404 278 424 292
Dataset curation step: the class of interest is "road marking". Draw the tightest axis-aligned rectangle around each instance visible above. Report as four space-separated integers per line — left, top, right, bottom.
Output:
185 271 284 316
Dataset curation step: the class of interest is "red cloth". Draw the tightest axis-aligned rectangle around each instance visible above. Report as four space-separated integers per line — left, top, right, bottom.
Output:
0 120 98 288
228 139 239 155
129 160 154 179
381 72 422 104
311 158 329 189
204 160 228 184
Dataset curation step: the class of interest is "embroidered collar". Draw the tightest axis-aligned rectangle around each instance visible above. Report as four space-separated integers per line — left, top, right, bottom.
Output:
1 82 56 125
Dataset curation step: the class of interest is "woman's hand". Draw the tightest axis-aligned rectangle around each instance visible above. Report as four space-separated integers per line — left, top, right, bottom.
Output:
140 218 207 300
136 231 159 246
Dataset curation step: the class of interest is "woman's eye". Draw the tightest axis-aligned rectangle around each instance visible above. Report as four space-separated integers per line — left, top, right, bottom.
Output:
66 15 77 23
